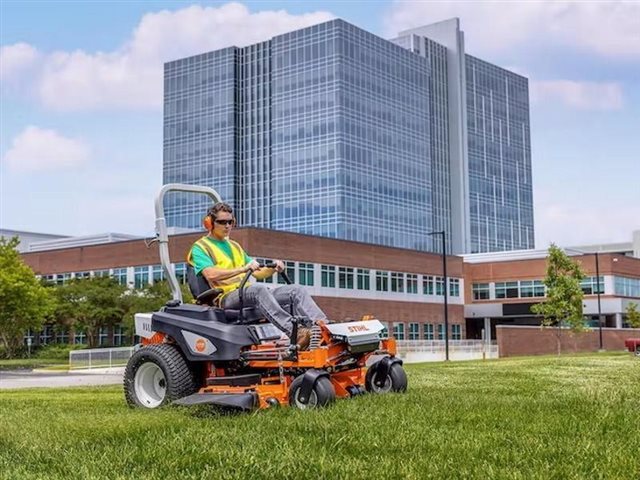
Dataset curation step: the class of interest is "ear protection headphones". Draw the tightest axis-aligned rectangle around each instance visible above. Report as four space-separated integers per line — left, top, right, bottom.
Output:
203 203 236 231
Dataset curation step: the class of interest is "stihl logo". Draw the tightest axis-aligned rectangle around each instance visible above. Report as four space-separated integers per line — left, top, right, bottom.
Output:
348 325 369 333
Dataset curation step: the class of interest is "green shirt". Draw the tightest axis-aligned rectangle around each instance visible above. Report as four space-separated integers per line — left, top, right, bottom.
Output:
191 237 252 275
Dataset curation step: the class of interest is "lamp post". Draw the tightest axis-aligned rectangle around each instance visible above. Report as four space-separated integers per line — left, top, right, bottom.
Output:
594 252 603 351
427 230 449 361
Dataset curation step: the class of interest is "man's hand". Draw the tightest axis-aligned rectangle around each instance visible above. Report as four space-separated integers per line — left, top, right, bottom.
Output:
244 260 260 272
274 260 285 272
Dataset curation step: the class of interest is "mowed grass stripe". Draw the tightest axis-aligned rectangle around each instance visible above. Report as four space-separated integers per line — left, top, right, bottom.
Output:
1 353 638 480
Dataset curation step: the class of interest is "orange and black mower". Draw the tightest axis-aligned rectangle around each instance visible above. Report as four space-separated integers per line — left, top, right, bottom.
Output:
123 184 407 411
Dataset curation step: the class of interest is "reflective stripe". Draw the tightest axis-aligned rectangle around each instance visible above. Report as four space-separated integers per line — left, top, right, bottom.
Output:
188 236 249 301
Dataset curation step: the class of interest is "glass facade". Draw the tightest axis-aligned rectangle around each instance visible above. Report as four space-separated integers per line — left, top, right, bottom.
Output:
163 18 533 253
163 19 433 251
164 47 237 228
466 56 534 252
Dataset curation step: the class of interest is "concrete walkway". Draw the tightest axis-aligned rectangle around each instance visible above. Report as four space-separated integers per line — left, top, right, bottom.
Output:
0 368 124 389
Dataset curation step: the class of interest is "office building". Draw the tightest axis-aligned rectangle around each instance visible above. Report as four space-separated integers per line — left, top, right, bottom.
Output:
163 18 533 254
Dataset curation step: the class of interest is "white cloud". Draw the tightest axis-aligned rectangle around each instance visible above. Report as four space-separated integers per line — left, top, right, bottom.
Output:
535 197 640 248
1 2 334 111
530 80 624 110
386 1 640 60
0 43 40 82
2 126 90 172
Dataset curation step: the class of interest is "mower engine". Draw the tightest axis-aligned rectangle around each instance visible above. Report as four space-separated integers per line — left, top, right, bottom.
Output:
325 320 386 353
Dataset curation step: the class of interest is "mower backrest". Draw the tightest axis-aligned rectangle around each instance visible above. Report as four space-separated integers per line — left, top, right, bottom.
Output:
187 264 212 299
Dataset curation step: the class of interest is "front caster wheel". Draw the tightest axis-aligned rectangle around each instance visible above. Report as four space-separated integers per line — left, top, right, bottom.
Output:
365 361 408 394
289 375 335 409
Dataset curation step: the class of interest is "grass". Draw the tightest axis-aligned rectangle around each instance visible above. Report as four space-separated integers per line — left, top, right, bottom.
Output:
1 353 639 480
0 358 68 370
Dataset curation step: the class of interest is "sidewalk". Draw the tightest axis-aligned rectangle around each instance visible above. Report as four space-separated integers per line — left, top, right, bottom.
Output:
0 368 124 389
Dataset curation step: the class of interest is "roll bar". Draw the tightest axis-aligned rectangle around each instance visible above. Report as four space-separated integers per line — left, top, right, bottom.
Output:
154 183 222 303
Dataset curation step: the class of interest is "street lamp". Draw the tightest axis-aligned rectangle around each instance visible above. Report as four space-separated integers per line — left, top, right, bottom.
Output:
594 252 604 351
427 230 449 361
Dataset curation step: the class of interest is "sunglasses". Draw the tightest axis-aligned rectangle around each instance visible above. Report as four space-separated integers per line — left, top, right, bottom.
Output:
214 219 234 226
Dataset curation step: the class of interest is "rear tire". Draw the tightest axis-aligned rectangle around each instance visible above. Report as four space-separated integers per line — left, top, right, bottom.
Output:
124 344 197 408
635 346 640 357
289 375 335 409
365 361 408 394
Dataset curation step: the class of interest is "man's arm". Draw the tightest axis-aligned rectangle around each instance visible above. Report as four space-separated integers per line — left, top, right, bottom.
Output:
252 260 285 280
201 263 257 286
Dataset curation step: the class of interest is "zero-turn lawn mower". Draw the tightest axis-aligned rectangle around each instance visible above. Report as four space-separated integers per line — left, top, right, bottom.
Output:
123 184 407 411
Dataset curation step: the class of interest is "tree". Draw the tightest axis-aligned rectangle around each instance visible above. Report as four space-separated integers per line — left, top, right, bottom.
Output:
52 277 127 348
121 280 192 336
626 302 640 328
531 244 586 355
0 237 54 358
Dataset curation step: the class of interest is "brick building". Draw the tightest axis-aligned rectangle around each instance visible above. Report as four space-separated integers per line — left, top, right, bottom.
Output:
15 229 640 355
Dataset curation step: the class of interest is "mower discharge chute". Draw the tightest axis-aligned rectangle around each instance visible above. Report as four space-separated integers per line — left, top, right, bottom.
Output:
123 184 407 411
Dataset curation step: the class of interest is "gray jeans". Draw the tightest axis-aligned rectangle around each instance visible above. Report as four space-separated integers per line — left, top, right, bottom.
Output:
222 283 327 336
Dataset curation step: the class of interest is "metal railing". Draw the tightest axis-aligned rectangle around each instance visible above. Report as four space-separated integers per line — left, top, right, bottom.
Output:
395 340 499 362
69 346 135 370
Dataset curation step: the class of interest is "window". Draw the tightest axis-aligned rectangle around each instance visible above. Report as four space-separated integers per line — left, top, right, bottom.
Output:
452 324 462 340
495 281 519 299
56 329 69 344
298 263 314 286
75 271 90 279
113 268 128 286
94 269 110 278
449 278 460 297
39 325 53 345
23 329 34 345
152 265 164 283
381 322 390 338
376 271 389 292
435 277 445 296
74 330 87 345
278 261 295 284
534 280 545 297
134 266 149 289
614 276 640 297
472 283 490 300
255 258 274 283
321 265 336 287
175 263 187 284
113 325 126 346
423 275 434 295
357 269 370 290
390 272 404 293
98 326 110 346
437 324 445 340
406 274 418 294
338 267 354 289
393 322 405 340
423 323 434 340
408 322 420 340
581 276 604 295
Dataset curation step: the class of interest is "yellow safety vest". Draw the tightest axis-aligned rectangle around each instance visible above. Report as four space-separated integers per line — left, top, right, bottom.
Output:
187 236 249 302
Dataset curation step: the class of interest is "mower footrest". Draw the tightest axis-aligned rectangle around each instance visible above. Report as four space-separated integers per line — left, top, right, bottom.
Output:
206 373 261 387
173 392 258 411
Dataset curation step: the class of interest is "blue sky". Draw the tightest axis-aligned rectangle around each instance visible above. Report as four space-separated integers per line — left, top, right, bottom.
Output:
1 1 639 248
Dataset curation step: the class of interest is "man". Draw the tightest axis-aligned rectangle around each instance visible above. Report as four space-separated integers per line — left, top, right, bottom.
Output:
187 202 328 349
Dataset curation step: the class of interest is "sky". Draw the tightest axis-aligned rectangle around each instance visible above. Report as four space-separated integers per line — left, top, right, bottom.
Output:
1 0 639 248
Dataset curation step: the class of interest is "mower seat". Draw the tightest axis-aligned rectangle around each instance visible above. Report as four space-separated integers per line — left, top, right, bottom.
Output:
186 264 264 325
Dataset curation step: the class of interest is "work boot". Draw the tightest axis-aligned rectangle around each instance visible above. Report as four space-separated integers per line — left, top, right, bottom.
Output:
296 327 312 350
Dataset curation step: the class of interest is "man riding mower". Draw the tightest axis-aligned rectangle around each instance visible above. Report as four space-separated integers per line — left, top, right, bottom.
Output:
124 184 407 411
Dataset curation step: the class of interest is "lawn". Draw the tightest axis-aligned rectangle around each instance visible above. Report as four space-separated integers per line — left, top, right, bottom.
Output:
0 353 638 480
0 358 68 370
